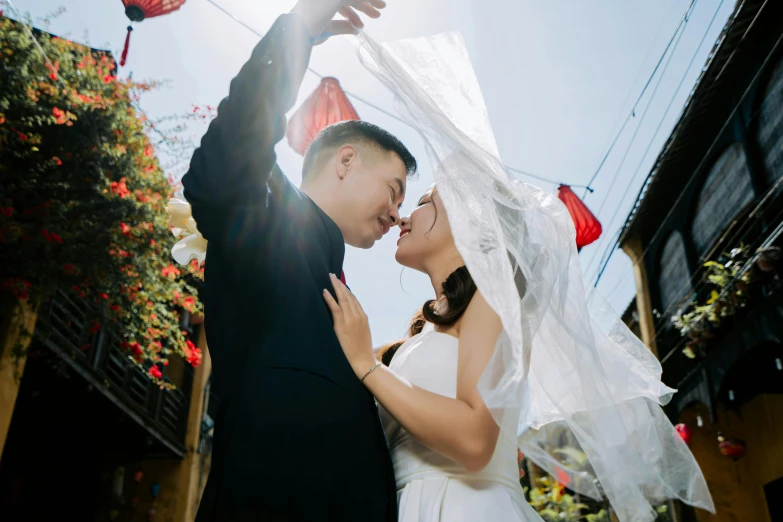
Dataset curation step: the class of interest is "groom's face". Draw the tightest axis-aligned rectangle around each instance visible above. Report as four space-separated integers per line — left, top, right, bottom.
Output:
339 147 407 249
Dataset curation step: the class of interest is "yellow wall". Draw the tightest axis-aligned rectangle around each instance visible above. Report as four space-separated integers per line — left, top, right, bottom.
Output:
131 326 213 522
0 298 37 458
0 298 212 522
679 395 783 522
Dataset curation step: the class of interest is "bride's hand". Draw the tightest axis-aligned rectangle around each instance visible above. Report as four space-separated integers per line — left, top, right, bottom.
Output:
323 273 377 378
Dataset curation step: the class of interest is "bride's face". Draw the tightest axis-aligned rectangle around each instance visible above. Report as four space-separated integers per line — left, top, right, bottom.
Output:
395 186 456 271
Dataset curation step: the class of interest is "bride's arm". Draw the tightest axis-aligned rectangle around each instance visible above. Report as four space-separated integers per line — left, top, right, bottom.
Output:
323 275 502 472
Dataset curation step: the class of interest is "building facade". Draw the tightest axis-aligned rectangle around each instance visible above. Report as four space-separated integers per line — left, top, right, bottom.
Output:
620 1 783 521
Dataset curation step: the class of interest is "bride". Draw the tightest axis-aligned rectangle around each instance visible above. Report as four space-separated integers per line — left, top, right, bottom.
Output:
323 184 537 519
321 31 715 522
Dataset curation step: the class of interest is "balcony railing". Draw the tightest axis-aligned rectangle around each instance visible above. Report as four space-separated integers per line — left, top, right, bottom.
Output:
657 197 783 392
35 289 193 457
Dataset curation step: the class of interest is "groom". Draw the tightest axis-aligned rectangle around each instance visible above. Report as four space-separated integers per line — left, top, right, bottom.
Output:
182 1 416 520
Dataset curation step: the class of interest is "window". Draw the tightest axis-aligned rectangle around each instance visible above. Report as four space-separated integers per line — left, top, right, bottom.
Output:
757 56 783 186
691 144 754 254
659 231 690 313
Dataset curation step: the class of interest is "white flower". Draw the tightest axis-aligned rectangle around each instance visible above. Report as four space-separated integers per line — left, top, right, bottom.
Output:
167 198 207 265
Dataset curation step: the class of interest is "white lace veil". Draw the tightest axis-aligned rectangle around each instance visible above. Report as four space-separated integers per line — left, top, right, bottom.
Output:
356 32 714 521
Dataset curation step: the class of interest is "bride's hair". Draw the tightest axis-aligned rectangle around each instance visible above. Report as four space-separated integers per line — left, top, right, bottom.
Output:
422 265 476 325
378 266 477 366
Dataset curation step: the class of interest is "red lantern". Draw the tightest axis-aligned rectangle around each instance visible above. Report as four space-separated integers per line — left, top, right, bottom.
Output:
718 433 746 461
555 466 571 487
517 450 525 478
675 423 693 446
120 1 187 66
556 185 603 249
287 77 360 156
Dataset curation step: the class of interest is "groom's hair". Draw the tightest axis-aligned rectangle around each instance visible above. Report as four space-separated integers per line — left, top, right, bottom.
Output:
301 120 417 182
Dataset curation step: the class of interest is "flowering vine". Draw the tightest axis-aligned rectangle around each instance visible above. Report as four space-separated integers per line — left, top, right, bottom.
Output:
0 15 205 387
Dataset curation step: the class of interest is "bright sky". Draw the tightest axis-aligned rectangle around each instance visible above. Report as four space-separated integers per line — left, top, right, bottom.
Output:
12 0 733 345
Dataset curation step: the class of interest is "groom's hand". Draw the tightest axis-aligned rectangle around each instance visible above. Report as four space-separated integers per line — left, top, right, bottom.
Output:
292 0 386 46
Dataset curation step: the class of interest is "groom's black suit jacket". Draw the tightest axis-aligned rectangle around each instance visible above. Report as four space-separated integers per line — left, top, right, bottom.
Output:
182 14 396 522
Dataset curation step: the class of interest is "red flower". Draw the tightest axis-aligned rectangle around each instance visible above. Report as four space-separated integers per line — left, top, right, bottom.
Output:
120 223 131 235
110 178 131 198
52 107 68 124
101 293 109 300
52 156 63 166
63 263 76 274
89 322 101 334
46 61 59 81
149 366 163 379
161 265 180 279
1 278 32 301
0 207 13 217
144 146 153 157
0 116 5 125
103 74 115 84
184 340 202 368
41 229 63 243
183 296 196 309
128 342 143 359
110 304 121 312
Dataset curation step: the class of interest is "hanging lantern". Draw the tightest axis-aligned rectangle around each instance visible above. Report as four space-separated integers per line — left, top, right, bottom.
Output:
675 423 693 446
718 433 746 461
120 1 187 67
287 77 360 156
517 450 525 478
555 466 571 487
150 482 161 498
134 469 144 483
557 185 602 249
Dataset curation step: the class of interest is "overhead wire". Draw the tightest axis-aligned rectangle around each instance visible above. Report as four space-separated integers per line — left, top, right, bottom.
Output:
582 0 680 200
582 5 693 282
581 0 698 198
585 0 729 282
202 0 590 189
594 0 729 297
593 7 779 289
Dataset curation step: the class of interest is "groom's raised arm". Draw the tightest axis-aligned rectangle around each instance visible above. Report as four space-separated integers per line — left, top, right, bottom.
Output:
181 13 313 241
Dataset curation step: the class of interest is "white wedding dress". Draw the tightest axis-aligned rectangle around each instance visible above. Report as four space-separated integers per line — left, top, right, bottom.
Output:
379 323 543 521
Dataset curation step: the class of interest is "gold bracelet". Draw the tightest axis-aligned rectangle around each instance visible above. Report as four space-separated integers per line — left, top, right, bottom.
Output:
360 362 381 383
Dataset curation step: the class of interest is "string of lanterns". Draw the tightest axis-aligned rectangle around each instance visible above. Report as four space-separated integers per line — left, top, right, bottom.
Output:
112 0 604 250
675 420 746 485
